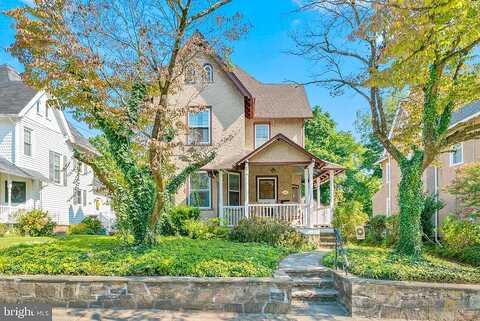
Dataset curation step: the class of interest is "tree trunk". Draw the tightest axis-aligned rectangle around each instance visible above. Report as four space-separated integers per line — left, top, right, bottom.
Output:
396 155 424 257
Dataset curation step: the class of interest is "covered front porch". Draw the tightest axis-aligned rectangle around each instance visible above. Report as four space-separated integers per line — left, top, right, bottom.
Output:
210 134 344 228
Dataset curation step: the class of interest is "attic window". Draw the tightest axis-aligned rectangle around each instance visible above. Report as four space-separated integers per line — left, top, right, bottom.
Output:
203 64 214 83
185 66 196 84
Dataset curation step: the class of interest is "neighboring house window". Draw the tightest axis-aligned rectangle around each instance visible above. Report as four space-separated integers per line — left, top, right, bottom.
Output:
185 66 196 84
23 127 32 156
228 172 240 206
187 108 211 145
82 190 87 206
256 176 277 203
73 187 81 205
36 101 41 115
203 63 214 83
83 163 88 175
4 181 26 203
450 143 463 166
189 171 211 208
45 105 50 119
255 123 270 148
49 151 61 184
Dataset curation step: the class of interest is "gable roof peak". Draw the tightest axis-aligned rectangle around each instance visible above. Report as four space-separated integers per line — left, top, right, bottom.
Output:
0 64 22 84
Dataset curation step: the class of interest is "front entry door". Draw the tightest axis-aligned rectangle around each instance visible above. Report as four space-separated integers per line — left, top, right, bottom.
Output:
256 177 277 204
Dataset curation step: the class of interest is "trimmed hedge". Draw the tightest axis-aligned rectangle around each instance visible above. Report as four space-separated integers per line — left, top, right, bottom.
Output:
323 245 480 284
17 210 55 236
427 245 480 267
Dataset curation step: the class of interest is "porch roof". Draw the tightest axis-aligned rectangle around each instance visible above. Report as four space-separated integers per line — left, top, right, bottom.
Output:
233 133 345 182
0 156 48 181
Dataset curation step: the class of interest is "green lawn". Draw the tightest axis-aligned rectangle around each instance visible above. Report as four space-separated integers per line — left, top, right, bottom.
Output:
323 245 480 284
0 236 54 249
0 235 289 277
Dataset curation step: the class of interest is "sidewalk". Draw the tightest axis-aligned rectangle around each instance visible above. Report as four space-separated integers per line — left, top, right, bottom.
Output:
53 308 406 321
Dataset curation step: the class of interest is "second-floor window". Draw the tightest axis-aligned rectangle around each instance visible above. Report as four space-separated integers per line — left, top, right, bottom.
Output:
49 151 61 184
188 108 211 145
255 123 270 148
23 127 32 156
451 143 463 166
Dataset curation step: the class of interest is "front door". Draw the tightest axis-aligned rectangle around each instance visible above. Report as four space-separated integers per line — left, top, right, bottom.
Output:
256 177 277 204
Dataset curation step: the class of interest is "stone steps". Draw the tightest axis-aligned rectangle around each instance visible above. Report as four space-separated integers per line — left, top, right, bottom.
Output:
292 288 338 302
281 267 332 279
291 300 348 316
291 277 334 289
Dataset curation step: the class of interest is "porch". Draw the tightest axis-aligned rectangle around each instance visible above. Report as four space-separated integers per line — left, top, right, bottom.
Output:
201 134 344 228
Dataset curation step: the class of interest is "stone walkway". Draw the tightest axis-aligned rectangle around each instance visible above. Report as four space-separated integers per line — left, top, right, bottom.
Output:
277 249 329 271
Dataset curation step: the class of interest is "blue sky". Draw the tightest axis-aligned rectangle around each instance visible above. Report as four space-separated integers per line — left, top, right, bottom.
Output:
0 0 367 138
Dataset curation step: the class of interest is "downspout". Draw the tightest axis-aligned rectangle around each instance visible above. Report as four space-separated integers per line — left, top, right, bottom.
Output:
434 166 439 243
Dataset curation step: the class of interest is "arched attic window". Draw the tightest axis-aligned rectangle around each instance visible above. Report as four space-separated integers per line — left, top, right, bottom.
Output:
203 63 214 83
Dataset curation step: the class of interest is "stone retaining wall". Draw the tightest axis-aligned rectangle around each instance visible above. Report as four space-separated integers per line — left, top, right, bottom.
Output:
332 270 480 320
0 275 291 313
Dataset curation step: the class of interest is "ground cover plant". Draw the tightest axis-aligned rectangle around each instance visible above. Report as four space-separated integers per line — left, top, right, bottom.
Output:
0 235 289 277
323 245 480 284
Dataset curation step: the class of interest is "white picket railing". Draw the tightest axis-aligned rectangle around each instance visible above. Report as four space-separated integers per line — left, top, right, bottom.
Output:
311 207 332 227
223 203 332 227
0 205 33 223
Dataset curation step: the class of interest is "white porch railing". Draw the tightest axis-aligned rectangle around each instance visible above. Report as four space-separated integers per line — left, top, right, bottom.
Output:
0 205 33 224
223 203 332 228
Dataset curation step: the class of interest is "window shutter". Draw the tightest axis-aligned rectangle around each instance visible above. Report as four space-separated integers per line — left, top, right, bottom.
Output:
73 188 78 205
63 155 68 186
49 151 54 182
82 190 87 206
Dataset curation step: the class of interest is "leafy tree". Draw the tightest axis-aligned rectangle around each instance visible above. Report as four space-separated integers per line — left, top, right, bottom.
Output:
292 0 480 256
8 0 243 245
448 164 480 218
305 107 380 215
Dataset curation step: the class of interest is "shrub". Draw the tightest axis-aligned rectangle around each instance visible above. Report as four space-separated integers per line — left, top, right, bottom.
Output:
366 215 387 244
67 217 105 235
0 224 7 237
428 245 480 267
17 209 55 236
385 215 399 246
332 200 368 242
421 194 445 239
160 205 200 236
82 216 105 235
228 217 312 251
184 218 229 240
441 215 480 249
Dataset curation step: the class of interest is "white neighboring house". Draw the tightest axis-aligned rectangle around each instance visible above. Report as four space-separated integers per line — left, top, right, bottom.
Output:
0 64 115 231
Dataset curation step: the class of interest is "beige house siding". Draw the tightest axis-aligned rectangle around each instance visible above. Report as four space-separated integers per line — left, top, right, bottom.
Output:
245 118 304 150
372 138 480 229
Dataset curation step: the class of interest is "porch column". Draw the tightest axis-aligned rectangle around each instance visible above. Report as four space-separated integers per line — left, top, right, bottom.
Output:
304 165 310 227
7 177 12 218
244 161 249 218
7 178 12 208
218 170 224 225
308 161 314 227
329 170 335 210
316 177 320 209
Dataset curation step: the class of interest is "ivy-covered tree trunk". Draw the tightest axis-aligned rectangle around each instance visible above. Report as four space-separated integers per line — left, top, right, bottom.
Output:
396 154 424 257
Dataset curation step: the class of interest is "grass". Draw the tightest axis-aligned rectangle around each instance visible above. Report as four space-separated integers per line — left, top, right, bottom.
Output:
0 236 54 249
0 235 290 277
323 245 480 284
